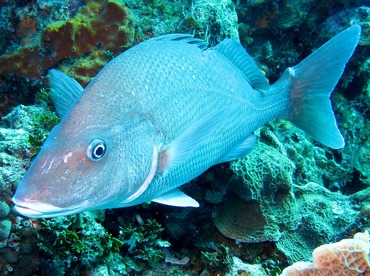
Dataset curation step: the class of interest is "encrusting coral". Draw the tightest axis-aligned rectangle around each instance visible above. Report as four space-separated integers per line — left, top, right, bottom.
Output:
281 230 370 276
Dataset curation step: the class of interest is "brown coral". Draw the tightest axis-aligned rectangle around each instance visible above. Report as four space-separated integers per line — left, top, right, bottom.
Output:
281 230 370 276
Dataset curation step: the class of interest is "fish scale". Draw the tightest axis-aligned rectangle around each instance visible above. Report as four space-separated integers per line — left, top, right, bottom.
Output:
12 26 361 217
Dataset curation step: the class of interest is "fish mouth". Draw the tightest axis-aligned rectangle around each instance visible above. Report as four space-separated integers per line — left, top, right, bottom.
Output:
12 198 88 218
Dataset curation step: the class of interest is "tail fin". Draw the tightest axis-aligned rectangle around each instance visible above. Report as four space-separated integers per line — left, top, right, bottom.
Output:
281 25 360 149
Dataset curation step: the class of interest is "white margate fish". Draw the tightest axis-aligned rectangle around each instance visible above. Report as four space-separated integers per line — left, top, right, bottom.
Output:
13 25 360 218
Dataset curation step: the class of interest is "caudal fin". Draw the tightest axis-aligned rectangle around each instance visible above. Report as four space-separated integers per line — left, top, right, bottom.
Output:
280 25 361 149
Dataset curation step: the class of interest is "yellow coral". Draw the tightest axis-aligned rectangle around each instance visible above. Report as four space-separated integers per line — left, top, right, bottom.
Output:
281 230 370 276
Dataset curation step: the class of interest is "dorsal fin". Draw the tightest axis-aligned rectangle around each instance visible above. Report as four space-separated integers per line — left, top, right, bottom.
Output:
49 69 84 118
213 39 269 91
148 34 208 50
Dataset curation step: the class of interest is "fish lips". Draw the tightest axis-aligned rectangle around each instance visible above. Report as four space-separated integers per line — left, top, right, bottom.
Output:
12 197 88 218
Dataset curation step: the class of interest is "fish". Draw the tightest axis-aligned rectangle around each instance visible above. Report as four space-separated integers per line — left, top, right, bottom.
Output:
12 25 360 218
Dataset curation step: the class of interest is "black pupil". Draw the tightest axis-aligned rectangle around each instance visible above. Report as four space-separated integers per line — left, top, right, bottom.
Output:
94 144 104 158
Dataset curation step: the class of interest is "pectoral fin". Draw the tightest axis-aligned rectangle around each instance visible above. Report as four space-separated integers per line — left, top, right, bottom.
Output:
218 134 256 163
159 105 238 173
152 188 199 207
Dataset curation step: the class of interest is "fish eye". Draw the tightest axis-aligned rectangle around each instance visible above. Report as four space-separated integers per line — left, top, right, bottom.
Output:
87 139 107 161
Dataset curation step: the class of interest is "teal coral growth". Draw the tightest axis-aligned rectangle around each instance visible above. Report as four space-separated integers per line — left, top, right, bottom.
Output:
36 212 171 274
38 211 117 273
214 130 300 243
200 244 234 273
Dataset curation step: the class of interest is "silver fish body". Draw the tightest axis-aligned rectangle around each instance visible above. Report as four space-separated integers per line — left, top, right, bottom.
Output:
13 26 360 217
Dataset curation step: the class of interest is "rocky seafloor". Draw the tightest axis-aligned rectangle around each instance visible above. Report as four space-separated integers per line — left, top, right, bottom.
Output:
0 0 369 275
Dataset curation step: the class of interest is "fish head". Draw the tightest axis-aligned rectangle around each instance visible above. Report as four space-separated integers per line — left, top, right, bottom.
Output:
12 114 160 218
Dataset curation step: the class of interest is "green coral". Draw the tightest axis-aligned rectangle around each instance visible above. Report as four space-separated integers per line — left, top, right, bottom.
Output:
37 211 126 274
186 0 239 43
214 130 300 243
38 213 171 274
27 89 60 158
27 110 59 158
0 219 11 248
201 244 234 273
118 218 170 269
276 182 358 263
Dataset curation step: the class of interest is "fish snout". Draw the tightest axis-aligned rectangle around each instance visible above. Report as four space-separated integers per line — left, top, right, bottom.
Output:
12 194 88 218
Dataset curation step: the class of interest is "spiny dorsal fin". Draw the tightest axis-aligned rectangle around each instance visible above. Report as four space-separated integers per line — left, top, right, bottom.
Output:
213 39 269 91
148 34 208 50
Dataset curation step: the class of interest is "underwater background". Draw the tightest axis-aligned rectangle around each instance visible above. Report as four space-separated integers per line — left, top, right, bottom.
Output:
0 0 369 275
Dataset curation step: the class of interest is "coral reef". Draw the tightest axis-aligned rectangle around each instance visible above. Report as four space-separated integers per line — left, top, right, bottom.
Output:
0 0 135 86
37 211 127 274
0 0 369 275
213 128 358 250
186 0 239 43
281 230 370 276
0 101 59 191
212 131 298 243
118 218 171 270
0 219 11 248
36 211 173 274
276 182 358 263
200 244 233 273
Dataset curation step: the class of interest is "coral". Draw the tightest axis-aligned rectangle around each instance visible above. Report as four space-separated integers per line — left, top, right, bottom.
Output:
26 108 60 158
264 121 351 190
0 219 11 248
38 211 127 274
227 257 268 276
0 0 135 80
0 127 30 190
124 0 185 40
0 202 10 219
277 182 358 263
212 125 358 260
332 66 370 188
200 244 233 273
229 130 293 202
118 218 171 270
0 104 59 190
320 6 370 46
126 0 239 45
37 212 171 274
213 134 300 243
58 50 114 86
281 230 370 276
186 0 239 43
43 0 133 60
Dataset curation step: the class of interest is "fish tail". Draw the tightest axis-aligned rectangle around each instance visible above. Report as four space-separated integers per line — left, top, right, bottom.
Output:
279 25 360 149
